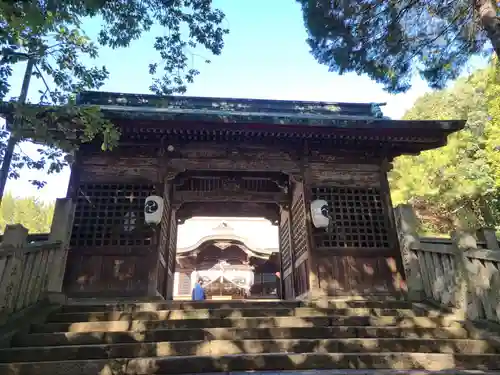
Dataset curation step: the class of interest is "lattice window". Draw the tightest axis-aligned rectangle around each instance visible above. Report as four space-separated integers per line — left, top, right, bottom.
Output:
312 186 390 249
71 183 155 247
279 217 292 271
291 193 308 259
177 272 191 295
175 175 281 193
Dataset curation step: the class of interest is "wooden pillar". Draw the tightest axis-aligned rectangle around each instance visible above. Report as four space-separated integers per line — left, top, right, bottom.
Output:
450 229 476 320
48 198 75 303
289 172 316 299
394 204 424 300
0 225 28 315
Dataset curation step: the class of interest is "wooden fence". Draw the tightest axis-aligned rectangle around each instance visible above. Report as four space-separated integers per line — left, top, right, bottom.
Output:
0 198 74 322
395 204 500 323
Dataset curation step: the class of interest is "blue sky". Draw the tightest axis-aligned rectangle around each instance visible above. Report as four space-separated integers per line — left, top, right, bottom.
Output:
2 0 487 202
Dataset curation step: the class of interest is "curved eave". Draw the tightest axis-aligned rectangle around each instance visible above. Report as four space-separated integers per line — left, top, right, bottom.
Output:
0 102 465 134
177 234 278 258
99 105 465 133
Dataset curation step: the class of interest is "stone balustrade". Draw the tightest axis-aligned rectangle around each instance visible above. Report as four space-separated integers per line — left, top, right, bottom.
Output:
395 204 500 323
0 198 74 323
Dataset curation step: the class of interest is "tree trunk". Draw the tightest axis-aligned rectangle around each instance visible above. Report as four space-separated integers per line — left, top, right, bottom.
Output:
475 0 500 58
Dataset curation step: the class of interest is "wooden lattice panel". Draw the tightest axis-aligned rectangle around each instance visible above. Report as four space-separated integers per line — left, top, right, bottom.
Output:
167 211 177 275
291 193 308 259
279 217 292 272
71 183 155 247
175 176 281 193
158 184 171 256
312 186 390 249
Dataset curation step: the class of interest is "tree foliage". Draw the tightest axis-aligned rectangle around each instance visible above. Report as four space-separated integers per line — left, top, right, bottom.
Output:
0 192 54 233
389 61 500 234
297 0 499 93
0 0 228 187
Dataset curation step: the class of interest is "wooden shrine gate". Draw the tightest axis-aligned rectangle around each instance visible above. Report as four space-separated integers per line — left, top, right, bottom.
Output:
59 91 462 300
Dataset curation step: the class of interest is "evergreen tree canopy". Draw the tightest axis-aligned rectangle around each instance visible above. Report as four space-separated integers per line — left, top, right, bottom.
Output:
0 193 54 234
297 0 499 93
389 62 500 234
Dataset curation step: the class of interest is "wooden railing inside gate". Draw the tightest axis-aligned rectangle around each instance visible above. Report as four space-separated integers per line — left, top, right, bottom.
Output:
0 198 74 323
395 204 500 324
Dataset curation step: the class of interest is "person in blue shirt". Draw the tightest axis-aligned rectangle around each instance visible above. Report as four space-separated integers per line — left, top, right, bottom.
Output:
192 278 206 301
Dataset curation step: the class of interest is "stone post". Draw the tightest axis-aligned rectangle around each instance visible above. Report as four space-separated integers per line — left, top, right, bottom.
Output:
477 228 499 251
450 229 476 321
393 204 424 301
46 198 75 303
0 224 28 315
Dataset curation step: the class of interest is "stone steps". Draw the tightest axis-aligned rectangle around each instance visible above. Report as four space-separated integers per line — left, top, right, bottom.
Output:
46 307 432 322
12 326 478 346
1 299 499 374
58 299 412 313
2 352 500 374
31 315 462 333
1 338 497 362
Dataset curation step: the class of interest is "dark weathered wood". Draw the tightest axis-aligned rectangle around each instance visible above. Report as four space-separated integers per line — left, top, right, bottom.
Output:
177 202 280 223
59 91 464 301
315 253 405 297
63 253 149 296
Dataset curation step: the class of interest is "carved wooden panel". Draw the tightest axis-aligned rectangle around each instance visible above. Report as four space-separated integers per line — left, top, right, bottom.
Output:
312 186 390 250
309 164 381 187
291 191 308 260
316 254 403 296
79 152 159 183
70 183 155 247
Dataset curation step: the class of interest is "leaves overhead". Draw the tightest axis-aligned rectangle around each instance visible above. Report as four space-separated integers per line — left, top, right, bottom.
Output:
297 0 499 93
0 0 228 188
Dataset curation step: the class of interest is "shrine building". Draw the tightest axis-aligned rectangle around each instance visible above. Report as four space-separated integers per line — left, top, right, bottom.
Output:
47 91 463 300
174 220 280 300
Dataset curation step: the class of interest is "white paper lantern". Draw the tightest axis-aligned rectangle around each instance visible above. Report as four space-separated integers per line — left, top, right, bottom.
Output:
310 199 330 229
144 195 164 225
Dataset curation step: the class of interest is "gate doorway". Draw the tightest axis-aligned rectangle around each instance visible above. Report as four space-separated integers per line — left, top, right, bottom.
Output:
156 170 291 300
173 219 281 301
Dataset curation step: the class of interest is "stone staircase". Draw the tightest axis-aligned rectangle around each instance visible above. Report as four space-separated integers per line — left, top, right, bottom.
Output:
1 299 500 374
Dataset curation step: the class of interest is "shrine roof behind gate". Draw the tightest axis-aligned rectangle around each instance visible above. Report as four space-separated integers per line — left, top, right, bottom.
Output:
177 222 278 258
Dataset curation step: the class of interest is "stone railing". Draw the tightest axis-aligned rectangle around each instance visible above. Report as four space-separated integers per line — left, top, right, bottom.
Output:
0 198 74 322
395 204 500 323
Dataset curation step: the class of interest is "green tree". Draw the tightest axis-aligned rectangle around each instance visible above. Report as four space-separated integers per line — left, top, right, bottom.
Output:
0 193 54 233
389 62 500 234
296 0 499 93
0 0 228 188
